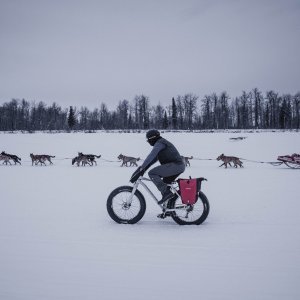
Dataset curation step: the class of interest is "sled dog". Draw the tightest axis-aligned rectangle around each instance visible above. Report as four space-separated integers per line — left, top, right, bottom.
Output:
30 153 55 166
230 137 247 141
217 154 243 168
78 152 101 166
1 151 21 165
118 154 140 167
72 155 92 167
0 154 11 165
181 156 193 167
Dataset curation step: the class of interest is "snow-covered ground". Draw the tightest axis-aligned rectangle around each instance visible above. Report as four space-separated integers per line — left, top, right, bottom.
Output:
0 131 299 300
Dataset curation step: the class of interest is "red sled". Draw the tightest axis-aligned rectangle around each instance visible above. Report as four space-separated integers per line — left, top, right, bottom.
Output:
277 153 300 169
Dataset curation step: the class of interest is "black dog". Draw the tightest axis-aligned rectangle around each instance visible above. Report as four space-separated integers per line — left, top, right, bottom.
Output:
78 152 101 166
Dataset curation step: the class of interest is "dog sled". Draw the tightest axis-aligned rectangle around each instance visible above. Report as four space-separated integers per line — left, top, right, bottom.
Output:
277 153 300 169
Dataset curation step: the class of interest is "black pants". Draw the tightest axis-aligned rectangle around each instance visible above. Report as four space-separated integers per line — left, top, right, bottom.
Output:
148 162 185 194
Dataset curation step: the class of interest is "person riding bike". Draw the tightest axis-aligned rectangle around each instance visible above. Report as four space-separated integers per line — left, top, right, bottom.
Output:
130 129 185 204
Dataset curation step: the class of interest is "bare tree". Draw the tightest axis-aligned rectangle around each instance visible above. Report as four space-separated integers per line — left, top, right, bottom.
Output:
219 92 230 129
116 99 129 129
293 92 300 129
201 95 212 129
182 93 198 129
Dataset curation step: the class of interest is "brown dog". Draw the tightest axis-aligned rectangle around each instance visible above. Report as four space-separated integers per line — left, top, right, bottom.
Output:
30 153 55 166
118 154 140 167
217 154 243 168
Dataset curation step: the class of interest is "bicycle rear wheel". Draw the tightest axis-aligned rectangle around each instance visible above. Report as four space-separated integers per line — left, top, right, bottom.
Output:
107 186 146 224
168 191 210 225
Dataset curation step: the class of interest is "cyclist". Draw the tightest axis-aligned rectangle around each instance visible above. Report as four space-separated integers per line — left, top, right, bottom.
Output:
130 129 185 204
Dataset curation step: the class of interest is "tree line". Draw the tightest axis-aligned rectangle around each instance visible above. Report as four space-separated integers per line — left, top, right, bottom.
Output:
0 89 299 131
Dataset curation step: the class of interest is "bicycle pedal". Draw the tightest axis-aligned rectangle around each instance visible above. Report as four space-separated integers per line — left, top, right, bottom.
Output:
157 212 172 219
157 213 166 219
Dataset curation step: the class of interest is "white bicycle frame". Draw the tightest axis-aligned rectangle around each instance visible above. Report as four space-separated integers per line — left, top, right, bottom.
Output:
127 176 187 212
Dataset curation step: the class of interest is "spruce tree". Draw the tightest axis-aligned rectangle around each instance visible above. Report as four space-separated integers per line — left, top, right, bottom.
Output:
67 106 76 130
163 111 168 129
171 97 177 129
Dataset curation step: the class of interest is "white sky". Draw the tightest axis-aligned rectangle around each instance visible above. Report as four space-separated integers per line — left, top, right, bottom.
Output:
0 0 299 109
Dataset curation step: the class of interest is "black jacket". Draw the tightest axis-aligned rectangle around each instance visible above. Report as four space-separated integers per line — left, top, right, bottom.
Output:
141 137 183 171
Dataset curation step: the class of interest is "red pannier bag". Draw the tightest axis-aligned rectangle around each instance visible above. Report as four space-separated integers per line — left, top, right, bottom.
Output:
178 178 200 205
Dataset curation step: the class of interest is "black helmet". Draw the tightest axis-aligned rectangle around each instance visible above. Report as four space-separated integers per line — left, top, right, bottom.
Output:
146 129 160 146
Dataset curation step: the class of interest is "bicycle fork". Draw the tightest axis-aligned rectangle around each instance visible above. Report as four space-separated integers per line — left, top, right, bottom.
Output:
125 180 140 206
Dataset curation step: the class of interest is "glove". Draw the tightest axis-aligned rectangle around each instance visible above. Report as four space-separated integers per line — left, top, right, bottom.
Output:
130 167 145 183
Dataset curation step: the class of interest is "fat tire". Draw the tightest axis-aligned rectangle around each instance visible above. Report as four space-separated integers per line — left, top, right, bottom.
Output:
169 191 210 225
107 186 146 224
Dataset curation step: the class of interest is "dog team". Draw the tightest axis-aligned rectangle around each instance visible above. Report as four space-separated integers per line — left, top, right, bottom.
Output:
0 151 243 168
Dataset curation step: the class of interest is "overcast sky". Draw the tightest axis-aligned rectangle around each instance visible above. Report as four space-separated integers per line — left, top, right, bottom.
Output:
0 0 299 109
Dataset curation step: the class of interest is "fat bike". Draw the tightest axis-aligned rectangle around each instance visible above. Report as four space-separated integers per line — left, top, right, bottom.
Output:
106 176 210 225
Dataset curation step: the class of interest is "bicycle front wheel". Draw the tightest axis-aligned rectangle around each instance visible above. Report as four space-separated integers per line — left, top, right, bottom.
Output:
107 186 146 224
169 191 210 225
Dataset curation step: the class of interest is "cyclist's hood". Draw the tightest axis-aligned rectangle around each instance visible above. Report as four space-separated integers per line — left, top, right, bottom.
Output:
146 129 161 146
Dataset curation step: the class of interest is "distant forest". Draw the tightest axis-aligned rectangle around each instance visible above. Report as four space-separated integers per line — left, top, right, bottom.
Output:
0 89 299 131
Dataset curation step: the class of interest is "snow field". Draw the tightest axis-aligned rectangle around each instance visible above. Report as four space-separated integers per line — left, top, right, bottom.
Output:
0 131 299 300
